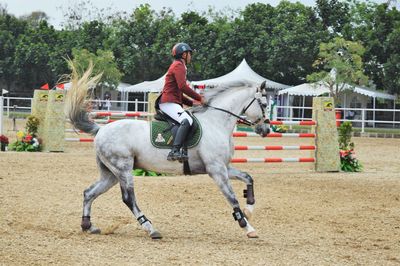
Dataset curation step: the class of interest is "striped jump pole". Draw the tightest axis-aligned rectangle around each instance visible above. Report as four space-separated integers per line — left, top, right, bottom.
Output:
233 132 315 138
89 111 153 118
269 120 316 126
65 138 94 142
231 158 315 163
234 145 315 150
65 133 316 139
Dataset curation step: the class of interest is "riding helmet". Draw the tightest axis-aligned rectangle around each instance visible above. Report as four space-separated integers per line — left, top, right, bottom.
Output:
171 43 193 59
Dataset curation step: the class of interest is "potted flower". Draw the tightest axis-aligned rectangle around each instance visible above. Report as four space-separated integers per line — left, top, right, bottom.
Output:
338 121 362 172
8 130 41 152
0 134 9 151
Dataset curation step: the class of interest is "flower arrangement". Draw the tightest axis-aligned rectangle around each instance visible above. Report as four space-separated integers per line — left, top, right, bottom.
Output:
8 115 41 152
0 134 9 151
8 131 41 152
0 134 9 144
338 121 362 172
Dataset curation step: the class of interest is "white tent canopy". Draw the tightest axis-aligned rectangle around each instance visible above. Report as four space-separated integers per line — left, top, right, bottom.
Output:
120 74 166 93
192 59 289 89
278 82 396 100
63 82 132 91
278 82 328 97
119 59 289 93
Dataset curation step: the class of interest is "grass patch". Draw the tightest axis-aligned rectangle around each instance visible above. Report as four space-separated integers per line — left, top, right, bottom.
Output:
4 112 31 119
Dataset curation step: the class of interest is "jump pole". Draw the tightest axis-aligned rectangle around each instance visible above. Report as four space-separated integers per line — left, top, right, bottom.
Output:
63 96 340 172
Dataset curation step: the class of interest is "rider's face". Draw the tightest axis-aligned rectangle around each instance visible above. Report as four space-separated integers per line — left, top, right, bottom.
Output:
183 52 192 64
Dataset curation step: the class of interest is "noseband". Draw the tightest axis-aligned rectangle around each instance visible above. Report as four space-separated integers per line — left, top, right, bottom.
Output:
204 95 266 126
241 97 266 125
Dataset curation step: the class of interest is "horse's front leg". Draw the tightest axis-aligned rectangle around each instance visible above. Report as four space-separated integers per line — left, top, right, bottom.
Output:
227 166 255 220
206 163 258 238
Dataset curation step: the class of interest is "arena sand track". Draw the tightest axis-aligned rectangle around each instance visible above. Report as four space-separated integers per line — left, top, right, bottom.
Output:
0 125 399 265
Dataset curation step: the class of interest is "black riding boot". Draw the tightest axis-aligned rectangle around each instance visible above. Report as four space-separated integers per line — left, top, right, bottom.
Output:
167 118 191 162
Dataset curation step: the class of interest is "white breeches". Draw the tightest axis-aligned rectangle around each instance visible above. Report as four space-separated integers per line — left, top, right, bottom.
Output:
159 102 193 125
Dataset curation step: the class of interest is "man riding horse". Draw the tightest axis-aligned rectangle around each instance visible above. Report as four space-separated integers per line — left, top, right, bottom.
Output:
159 42 205 162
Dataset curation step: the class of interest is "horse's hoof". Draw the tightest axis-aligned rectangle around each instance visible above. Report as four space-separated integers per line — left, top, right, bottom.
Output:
150 231 163 239
247 231 259 238
89 227 101 234
243 208 252 220
84 225 101 234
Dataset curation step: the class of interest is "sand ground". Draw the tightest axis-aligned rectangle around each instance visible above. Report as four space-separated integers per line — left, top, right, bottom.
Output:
0 118 399 265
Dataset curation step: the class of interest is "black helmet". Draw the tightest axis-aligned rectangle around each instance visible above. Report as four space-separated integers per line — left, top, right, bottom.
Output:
172 43 193 59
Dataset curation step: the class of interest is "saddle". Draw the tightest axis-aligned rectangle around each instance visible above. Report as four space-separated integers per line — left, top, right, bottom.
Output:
150 96 202 149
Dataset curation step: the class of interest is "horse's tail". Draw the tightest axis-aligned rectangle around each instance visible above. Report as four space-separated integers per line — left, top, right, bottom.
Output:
64 60 102 136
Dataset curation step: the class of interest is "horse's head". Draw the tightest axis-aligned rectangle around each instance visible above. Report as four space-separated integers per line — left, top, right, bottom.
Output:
241 81 270 137
194 80 270 137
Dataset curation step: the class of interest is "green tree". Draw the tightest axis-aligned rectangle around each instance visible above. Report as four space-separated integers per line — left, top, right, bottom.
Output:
0 12 28 91
214 1 327 85
316 0 351 34
344 1 400 93
110 4 174 84
78 20 110 53
71 48 122 90
307 37 368 104
382 27 400 94
267 1 328 84
13 20 59 91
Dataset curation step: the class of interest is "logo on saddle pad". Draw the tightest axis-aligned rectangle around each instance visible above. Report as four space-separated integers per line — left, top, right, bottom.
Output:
155 133 166 143
150 117 202 149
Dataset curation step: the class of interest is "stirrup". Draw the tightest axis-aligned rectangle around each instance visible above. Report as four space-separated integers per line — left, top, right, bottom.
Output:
178 150 188 162
167 150 181 161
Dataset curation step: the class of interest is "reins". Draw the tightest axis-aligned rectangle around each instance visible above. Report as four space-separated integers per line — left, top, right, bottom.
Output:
203 98 261 127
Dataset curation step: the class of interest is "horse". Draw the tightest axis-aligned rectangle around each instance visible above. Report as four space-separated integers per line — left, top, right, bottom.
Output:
65 63 270 239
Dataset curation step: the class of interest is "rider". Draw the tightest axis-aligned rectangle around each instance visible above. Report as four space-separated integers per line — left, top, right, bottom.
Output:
159 42 204 162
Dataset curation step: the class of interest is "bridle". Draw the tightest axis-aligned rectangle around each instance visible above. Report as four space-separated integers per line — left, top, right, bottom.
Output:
241 92 267 125
203 92 267 127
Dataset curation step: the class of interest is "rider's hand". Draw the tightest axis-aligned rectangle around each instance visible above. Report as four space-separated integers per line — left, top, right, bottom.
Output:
200 96 206 105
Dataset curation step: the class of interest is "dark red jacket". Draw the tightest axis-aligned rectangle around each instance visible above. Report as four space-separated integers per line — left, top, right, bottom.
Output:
160 59 202 106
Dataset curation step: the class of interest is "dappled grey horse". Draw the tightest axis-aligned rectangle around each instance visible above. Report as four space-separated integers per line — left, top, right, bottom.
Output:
65 63 270 239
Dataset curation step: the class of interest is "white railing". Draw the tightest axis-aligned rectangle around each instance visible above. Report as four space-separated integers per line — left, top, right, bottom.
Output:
276 105 400 133
2 97 399 134
1 97 148 116
3 97 33 116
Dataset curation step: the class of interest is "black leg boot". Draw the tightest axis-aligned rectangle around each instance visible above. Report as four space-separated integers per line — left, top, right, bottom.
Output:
179 147 188 163
167 119 191 161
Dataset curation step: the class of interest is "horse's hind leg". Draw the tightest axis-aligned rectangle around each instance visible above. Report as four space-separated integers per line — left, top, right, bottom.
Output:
103 155 162 239
119 172 162 239
227 166 255 220
82 156 118 234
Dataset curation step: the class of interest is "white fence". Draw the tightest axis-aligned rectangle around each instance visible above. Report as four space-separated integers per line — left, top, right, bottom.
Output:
1 97 399 133
276 105 400 133
1 97 147 116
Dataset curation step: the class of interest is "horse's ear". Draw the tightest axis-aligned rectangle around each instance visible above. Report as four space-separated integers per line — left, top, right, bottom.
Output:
260 81 266 90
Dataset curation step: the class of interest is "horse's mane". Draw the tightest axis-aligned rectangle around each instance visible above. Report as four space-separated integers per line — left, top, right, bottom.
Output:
191 80 253 113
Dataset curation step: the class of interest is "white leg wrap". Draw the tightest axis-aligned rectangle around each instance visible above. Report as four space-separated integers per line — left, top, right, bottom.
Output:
245 204 255 213
243 218 255 233
141 221 154 233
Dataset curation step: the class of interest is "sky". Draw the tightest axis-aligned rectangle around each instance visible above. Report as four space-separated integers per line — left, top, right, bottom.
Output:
0 0 390 28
